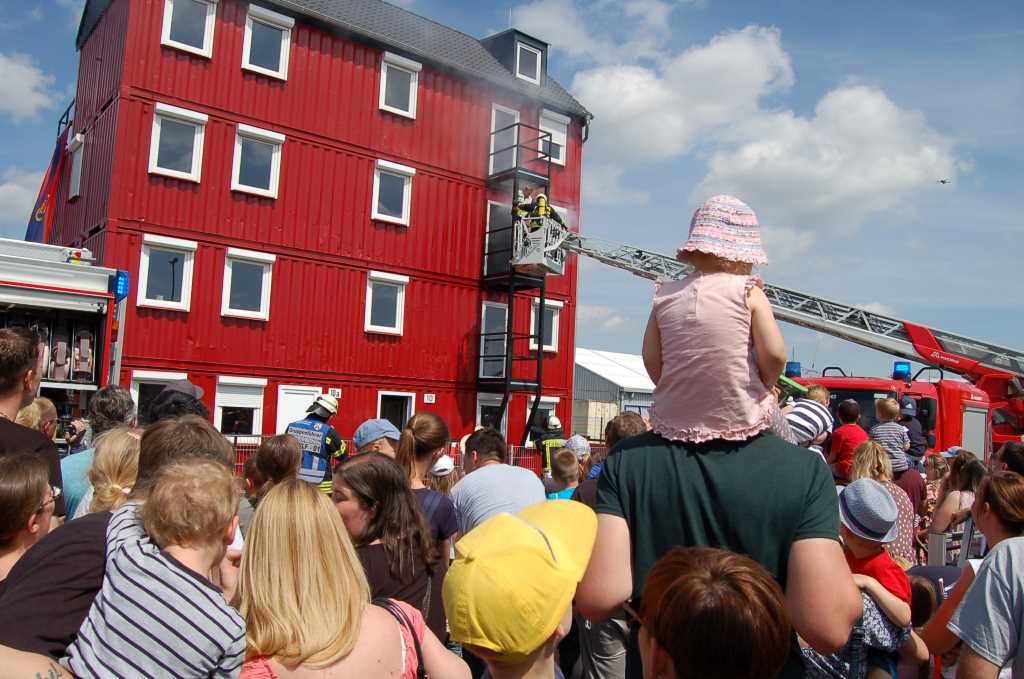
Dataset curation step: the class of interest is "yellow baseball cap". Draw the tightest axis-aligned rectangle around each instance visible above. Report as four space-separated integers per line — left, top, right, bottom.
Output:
443 500 597 662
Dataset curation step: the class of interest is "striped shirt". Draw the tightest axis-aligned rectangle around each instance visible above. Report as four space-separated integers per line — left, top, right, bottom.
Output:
785 399 834 447
63 504 245 679
870 422 910 473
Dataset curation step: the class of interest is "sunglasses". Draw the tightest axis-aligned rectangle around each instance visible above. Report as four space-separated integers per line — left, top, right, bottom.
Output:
37 486 61 513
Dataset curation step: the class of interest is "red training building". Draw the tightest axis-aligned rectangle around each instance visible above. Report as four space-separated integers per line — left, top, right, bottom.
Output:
53 0 591 446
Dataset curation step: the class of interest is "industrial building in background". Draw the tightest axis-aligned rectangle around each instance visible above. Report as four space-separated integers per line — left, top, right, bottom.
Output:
48 0 590 443
573 348 654 440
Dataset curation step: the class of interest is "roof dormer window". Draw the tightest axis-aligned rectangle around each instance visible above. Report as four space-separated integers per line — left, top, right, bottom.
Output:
515 43 541 84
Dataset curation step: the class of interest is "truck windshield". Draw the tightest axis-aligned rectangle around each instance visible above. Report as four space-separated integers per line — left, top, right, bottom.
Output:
826 388 897 432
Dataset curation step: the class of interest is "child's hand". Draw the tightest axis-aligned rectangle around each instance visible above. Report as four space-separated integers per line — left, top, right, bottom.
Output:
851 573 879 592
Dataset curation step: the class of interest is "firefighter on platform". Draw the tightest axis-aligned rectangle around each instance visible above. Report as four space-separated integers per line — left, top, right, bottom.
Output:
512 186 534 223
285 394 346 494
531 414 566 478
528 193 566 231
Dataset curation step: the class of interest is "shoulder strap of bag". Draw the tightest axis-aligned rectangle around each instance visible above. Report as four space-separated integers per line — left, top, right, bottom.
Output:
373 597 428 679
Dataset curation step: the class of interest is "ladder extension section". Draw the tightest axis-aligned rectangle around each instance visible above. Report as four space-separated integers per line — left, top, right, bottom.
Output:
557 231 1024 380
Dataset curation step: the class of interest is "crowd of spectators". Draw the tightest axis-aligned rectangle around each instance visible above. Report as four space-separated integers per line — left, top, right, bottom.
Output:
0 195 1021 679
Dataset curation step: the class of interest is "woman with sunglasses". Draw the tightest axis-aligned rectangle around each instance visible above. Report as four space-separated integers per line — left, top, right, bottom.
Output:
0 453 56 590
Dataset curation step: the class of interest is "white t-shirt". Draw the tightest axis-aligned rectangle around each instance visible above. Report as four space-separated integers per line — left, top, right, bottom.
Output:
451 464 545 536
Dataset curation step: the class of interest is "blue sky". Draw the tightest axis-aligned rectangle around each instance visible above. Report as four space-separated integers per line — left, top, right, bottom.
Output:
1 0 1021 378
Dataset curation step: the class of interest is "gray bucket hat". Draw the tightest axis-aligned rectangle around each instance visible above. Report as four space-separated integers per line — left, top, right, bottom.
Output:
839 478 899 544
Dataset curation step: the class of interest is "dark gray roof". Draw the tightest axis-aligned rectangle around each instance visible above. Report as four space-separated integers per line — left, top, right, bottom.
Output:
76 0 590 120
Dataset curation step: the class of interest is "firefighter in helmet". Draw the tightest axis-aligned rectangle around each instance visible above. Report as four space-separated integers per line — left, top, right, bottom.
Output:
533 413 566 479
528 193 566 231
285 394 346 494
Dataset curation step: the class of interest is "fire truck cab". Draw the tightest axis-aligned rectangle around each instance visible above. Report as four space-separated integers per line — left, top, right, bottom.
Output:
795 361 993 461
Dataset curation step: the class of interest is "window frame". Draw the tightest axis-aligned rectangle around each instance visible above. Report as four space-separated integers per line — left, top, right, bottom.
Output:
529 298 563 352
68 133 85 200
364 270 409 336
130 369 189 413
214 375 267 439
538 109 569 166
479 301 509 379
515 43 542 84
242 4 293 80
371 159 415 226
526 395 560 425
221 247 276 321
137 233 198 312
476 393 508 436
379 52 422 119
231 123 285 199
160 0 218 58
376 390 416 429
148 103 208 182
489 104 521 175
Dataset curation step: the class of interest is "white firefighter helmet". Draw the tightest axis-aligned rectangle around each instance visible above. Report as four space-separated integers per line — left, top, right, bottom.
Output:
309 393 338 416
547 414 561 430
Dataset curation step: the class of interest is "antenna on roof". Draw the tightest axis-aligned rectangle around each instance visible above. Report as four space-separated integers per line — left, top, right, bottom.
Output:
508 8 513 29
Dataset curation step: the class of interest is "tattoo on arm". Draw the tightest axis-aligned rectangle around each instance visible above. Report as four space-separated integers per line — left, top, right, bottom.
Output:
34 664 65 678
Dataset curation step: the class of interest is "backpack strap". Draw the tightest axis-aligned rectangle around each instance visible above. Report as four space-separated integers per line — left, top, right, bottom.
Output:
373 598 428 679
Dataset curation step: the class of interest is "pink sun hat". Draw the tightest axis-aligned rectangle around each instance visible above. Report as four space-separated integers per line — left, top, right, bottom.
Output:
678 195 768 266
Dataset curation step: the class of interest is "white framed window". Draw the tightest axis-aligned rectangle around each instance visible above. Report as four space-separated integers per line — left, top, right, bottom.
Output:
530 298 563 352
221 247 275 320
68 133 85 200
148 103 207 182
480 301 508 378
476 393 507 436
527 395 560 426
371 159 415 226
515 43 542 84
215 375 266 438
232 123 284 198
364 270 408 335
377 390 416 431
484 200 513 276
161 0 218 58
137 233 197 311
242 4 293 80
379 52 421 119
538 109 568 166
130 370 188 420
489 104 520 175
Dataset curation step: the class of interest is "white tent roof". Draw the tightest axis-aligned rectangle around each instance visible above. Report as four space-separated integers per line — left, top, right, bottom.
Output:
575 348 655 393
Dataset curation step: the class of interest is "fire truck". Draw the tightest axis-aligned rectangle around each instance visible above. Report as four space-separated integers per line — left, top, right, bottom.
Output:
0 237 129 427
513 219 1023 460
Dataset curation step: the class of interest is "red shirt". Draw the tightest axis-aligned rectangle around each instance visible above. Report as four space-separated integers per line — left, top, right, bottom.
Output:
830 423 869 480
845 547 911 604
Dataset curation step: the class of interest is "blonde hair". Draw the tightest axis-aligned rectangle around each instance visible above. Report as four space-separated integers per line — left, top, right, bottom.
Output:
804 385 830 406
88 427 142 513
875 398 900 422
140 460 239 549
429 467 464 496
851 441 893 482
240 480 370 668
14 398 56 431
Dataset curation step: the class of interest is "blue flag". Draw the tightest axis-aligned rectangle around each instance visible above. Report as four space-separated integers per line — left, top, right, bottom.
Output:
25 127 70 243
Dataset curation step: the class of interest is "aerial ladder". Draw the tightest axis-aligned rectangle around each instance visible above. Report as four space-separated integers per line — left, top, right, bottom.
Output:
512 219 1024 443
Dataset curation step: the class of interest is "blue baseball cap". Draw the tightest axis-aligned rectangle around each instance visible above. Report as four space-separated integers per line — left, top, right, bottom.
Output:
353 418 401 449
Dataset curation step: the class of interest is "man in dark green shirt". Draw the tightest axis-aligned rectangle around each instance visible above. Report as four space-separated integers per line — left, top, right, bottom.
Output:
577 431 863 678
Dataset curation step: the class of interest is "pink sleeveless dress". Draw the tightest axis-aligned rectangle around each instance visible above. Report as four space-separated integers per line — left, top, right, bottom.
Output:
649 271 775 442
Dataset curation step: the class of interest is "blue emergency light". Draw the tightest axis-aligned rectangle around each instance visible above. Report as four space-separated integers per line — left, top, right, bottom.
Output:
785 361 802 378
892 361 912 381
111 270 131 302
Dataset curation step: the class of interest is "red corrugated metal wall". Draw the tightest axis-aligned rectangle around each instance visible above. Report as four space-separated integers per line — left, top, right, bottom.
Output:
65 0 582 443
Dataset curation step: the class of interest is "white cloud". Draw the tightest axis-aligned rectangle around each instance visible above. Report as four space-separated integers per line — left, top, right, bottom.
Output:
570 25 793 203
577 303 629 331
695 85 957 231
0 53 59 122
0 167 43 238
760 225 816 268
